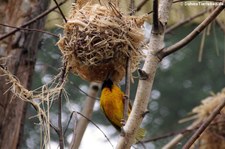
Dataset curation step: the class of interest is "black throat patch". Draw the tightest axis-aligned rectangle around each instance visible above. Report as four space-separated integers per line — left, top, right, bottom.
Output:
101 79 113 91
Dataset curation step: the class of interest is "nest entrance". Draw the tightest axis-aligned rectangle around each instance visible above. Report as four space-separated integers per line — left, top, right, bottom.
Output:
58 1 149 82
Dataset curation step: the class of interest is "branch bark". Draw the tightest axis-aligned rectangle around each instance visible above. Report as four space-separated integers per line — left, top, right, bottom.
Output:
70 82 101 149
160 2 225 58
0 0 50 148
0 0 66 41
115 1 173 149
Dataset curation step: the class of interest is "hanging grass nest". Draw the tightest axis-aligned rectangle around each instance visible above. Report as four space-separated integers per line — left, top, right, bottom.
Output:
57 1 149 82
189 88 225 149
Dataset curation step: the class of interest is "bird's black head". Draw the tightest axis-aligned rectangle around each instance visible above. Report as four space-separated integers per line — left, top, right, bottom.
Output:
101 79 113 91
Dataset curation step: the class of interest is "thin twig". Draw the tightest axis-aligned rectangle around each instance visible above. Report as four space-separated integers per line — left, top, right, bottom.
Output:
160 2 225 59
122 0 134 125
165 9 210 34
64 110 78 136
198 29 206 62
53 0 67 23
215 19 225 74
123 57 131 124
70 83 101 149
147 0 188 15
183 98 225 149
212 21 219 56
0 23 59 38
0 0 67 41
136 0 149 12
143 121 219 143
129 0 135 15
57 64 68 149
161 120 225 148
216 19 225 34
74 111 114 149
72 82 100 100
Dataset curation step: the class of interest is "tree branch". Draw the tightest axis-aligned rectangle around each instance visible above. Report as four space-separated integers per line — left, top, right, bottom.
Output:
123 57 131 125
115 1 173 149
122 0 135 128
162 122 200 149
0 23 59 38
0 0 67 41
216 19 225 34
135 0 149 12
165 9 210 34
75 111 114 148
159 2 225 59
152 0 160 33
183 98 225 149
53 0 67 23
70 82 101 149
57 64 68 149
129 0 135 15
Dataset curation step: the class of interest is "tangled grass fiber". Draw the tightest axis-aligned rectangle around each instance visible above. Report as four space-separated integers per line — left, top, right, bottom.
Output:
188 88 225 149
57 1 149 82
0 66 68 148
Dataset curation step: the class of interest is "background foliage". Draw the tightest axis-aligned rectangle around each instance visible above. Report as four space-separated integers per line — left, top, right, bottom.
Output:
18 0 225 148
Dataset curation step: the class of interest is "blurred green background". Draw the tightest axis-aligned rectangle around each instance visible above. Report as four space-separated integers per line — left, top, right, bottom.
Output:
21 1 225 148
21 23 225 149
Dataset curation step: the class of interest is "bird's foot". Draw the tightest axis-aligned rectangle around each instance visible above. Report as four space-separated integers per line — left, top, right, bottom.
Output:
121 118 126 126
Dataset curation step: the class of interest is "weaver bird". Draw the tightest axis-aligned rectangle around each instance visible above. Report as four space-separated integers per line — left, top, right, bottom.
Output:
100 78 145 142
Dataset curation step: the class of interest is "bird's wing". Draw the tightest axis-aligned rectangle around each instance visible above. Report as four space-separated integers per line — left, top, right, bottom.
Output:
101 106 121 131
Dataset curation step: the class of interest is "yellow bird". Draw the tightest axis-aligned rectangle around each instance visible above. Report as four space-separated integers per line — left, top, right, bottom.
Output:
100 78 145 142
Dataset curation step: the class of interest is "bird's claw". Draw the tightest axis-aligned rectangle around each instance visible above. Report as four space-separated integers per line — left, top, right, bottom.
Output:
121 118 126 126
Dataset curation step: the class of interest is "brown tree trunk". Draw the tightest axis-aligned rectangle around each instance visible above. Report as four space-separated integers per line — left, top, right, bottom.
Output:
0 0 50 148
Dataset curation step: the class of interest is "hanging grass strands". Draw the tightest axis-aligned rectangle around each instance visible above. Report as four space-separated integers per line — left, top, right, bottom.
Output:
186 88 225 149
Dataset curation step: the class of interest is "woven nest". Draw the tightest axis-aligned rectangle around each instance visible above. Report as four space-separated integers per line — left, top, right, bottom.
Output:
57 1 149 82
190 88 225 149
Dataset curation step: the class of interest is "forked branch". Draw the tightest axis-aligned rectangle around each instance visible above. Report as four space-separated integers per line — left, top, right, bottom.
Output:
159 2 225 58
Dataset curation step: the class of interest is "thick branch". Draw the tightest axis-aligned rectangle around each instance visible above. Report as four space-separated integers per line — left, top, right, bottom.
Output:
160 3 225 58
115 0 173 149
70 83 100 149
